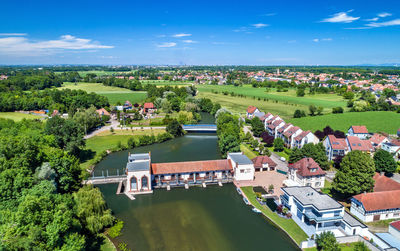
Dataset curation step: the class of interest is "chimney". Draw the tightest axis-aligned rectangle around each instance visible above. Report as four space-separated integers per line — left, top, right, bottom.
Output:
380 172 384 176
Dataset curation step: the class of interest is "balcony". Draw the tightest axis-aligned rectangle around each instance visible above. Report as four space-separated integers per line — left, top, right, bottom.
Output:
304 210 342 222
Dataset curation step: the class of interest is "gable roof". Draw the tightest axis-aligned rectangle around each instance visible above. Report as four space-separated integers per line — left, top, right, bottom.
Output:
144 102 155 109
283 126 301 138
350 125 368 134
289 158 326 177
96 108 110 116
247 106 258 114
347 136 373 151
294 130 311 141
327 135 348 150
373 173 400 192
151 159 233 175
353 190 400 212
277 123 292 133
252 156 277 168
369 133 388 146
390 221 400 231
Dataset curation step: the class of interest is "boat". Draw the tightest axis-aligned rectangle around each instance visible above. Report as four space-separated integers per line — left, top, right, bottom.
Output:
252 207 262 213
236 187 242 195
243 196 250 205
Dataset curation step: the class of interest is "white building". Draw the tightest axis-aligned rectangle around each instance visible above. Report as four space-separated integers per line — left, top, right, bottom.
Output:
126 153 153 195
293 131 319 149
347 126 369 140
228 152 255 181
287 158 326 189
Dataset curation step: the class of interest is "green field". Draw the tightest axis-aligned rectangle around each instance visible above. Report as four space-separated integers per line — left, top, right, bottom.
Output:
55 70 135 77
0 112 43 121
197 85 347 109
288 111 400 134
59 82 147 105
197 91 302 119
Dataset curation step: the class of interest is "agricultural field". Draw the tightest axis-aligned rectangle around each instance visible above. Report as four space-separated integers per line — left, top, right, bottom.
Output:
58 82 147 105
197 91 304 119
0 112 43 121
141 80 193 86
197 85 347 110
55 70 135 77
288 111 400 134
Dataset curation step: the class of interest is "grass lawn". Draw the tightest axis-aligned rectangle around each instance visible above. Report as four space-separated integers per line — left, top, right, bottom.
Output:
197 92 302 119
288 111 400 134
100 234 116 251
80 129 165 170
0 112 42 121
240 144 258 159
241 186 308 245
197 85 346 109
267 147 291 160
58 82 147 105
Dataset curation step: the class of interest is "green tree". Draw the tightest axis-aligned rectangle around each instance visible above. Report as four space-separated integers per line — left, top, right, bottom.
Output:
353 241 371 251
273 138 284 152
296 88 305 97
309 105 317 116
333 151 375 196
373 149 397 175
166 119 184 137
218 134 240 158
293 109 306 118
315 231 340 251
250 117 264 137
301 143 330 170
289 147 303 163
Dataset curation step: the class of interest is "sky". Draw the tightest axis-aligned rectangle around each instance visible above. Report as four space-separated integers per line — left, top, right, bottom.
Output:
0 0 400 65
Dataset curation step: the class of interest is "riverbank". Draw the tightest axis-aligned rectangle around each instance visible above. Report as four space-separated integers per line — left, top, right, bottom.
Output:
240 186 308 246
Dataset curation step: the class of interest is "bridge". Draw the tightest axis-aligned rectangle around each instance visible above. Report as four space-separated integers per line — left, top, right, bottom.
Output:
182 124 217 132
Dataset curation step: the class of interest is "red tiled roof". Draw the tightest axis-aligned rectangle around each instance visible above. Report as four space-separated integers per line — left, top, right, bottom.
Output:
144 102 155 109
391 139 400 146
278 123 292 133
353 190 400 212
294 130 311 141
327 135 348 150
350 125 368 134
390 221 400 231
283 126 301 138
252 156 277 168
369 133 388 146
289 158 326 177
373 173 400 192
347 136 373 151
96 108 110 116
151 159 233 175
247 106 258 114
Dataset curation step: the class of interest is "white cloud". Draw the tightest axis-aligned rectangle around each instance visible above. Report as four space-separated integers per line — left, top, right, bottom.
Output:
252 23 269 28
313 38 320 42
0 34 113 56
321 11 360 23
0 33 27 36
378 12 392 18
233 27 248 32
365 17 379 21
366 19 400 27
322 38 332 41
156 42 177 48
172 33 191 38
313 38 332 42
182 40 197 43
261 13 276 17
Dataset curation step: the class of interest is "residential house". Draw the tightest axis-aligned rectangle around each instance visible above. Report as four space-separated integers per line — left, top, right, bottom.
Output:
381 139 400 154
276 123 293 140
288 158 326 188
347 126 369 139
281 186 367 237
261 113 273 128
253 111 265 120
369 133 389 150
96 108 110 117
346 136 374 154
283 126 302 148
51 109 59 117
246 106 260 119
123 101 133 110
293 131 319 149
323 135 348 161
143 102 156 114
251 156 277 172
267 119 285 137
227 152 255 181
264 115 282 130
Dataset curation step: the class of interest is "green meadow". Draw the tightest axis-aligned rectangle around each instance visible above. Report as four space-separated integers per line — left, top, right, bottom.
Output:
0 112 42 121
141 80 193 86
288 111 400 134
59 82 147 105
197 85 347 109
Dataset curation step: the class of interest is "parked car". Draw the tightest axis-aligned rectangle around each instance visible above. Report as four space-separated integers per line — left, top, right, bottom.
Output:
280 157 286 162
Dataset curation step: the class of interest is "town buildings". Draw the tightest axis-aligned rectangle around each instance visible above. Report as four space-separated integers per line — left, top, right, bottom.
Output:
287 158 326 188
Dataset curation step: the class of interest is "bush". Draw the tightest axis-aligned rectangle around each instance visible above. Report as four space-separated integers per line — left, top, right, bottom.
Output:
332 107 344 113
108 220 124 238
293 109 306 118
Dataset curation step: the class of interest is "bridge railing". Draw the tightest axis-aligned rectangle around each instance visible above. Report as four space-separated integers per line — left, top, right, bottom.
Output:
88 169 127 180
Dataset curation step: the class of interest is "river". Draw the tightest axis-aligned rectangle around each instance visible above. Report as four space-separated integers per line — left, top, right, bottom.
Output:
95 112 298 251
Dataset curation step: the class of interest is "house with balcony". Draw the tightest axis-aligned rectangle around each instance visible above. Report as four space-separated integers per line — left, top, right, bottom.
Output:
281 186 368 237
381 140 400 154
264 115 282 130
246 106 260 119
276 123 293 140
346 136 374 154
323 135 348 161
260 112 273 124
287 158 326 188
293 131 319 149
369 133 389 150
267 119 285 137
347 125 369 139
283 126 302 148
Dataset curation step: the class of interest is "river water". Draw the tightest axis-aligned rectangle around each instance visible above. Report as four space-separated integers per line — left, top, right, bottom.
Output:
96 112 298 251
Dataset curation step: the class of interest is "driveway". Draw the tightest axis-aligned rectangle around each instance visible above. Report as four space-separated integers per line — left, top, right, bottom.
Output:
235 171 287 197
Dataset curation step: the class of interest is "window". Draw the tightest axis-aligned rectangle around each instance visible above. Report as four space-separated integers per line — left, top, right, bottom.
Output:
240 169 245 173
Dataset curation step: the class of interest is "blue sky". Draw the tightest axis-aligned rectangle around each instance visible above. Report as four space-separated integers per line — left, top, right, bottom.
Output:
0 0 399 65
